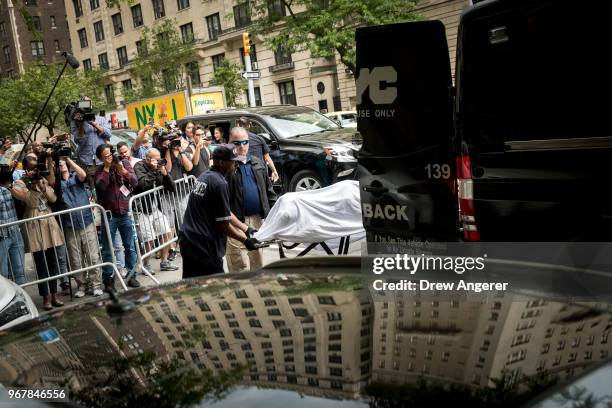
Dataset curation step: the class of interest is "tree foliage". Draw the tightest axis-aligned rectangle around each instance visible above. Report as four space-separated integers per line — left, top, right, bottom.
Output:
127 19 198 101
209 59 247 107
0 63 106 139
246 0 422 73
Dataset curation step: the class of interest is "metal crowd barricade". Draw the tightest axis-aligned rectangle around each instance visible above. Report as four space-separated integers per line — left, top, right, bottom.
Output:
0 203 127 293
128 175 197 282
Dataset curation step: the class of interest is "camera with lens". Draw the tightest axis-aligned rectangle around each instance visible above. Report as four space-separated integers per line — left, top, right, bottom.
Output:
28 157 50 181
64 99 96 126
41 142 72 159
158 158 167 166
153 121 183 152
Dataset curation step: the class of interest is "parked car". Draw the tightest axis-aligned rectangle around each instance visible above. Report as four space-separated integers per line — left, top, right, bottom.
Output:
0 257 610 406
0 275 38 331
110 129 137 147
357 0 612 242
325 111 358 128
178 106 361 193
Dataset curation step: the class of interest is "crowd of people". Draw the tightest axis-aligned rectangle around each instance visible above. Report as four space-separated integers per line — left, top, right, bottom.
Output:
0 109 277 310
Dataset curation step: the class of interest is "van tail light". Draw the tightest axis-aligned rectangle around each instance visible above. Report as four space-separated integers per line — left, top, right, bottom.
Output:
456 155 480 241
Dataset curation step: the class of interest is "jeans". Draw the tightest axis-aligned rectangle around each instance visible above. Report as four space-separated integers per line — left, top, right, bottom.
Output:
101 213 137 283
0 233 26 285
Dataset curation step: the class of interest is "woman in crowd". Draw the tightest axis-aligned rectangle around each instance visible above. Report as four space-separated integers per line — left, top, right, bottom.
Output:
12 155 65 310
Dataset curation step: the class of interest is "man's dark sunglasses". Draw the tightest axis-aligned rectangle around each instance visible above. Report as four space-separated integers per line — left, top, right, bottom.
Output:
232 140 249 146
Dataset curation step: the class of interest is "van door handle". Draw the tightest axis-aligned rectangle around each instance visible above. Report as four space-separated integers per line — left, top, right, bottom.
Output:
363 186 389 194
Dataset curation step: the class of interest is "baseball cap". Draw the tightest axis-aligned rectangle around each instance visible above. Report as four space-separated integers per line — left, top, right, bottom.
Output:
212 144 244 162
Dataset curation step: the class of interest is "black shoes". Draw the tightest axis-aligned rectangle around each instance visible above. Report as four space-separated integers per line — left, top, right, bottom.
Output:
127 277 141 288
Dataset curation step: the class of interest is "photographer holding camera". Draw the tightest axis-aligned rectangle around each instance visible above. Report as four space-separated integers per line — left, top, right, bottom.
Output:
162 123 193 181
12 155 65 310
95 144 140 290
184 125 211 178
70 98 111 189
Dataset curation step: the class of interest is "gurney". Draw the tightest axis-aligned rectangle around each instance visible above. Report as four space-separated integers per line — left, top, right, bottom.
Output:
254 180 365 257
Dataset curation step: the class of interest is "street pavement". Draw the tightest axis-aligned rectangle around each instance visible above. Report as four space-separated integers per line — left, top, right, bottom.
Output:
25 238 364 312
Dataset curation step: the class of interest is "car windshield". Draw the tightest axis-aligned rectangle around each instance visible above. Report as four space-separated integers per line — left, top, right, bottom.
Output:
263 110 340 139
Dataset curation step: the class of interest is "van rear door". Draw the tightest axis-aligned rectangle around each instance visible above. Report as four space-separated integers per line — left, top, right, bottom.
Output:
356 21 457 243
458 0 612 241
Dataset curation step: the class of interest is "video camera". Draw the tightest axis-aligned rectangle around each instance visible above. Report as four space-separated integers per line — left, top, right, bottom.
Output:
152 121 183 151
40 141 72 159
64 99 95 126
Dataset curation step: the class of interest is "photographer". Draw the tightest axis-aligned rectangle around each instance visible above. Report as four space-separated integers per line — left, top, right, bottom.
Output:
117 141 141 168
58 157 103 297
133 148 179 273
70 99 112 188
12 155 65 310
94 144 140 290
163 124 193 180
0 165 26 285
184 125 211 178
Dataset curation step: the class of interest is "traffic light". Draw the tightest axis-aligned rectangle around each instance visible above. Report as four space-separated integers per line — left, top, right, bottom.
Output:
242 32 252 55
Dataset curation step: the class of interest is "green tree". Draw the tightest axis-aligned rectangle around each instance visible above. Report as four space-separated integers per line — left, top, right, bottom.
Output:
246 0 421 73
209 59 247 107
128 19 198 101
0 63 106 139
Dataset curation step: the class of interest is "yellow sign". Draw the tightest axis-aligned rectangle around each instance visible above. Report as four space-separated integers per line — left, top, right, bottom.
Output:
190 91 225 115
126 92 187 129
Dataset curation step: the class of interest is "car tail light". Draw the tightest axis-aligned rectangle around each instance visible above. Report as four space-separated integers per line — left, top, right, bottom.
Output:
456 155 480 241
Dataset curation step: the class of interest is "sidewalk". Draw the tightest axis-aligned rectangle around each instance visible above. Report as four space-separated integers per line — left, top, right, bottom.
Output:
25 238 364 311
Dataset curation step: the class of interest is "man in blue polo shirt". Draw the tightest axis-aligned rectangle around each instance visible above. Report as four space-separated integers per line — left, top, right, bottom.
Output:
179 144 261 278
226 127 276 272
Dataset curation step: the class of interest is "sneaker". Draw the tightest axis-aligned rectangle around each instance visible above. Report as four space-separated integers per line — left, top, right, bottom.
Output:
93 289 104 297
168 249 178 261
160 261 179 271
142 263 155 275
74 289 85 298
127 277 141 288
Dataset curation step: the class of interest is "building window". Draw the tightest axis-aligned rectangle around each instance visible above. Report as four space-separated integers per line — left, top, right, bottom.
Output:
83 58 92 71
152 0 165 19
274 43 292 65
253 87 262 106
112 13 123 35
278 80 296 105
104 84 114 105
186 61 199 86
135 40 145 55
211 53 224 72
117 46 128 67
122 79 132 92
54 40 60 52
180 22 194 43
50 16 56 29
90 0 99 10
30 16 41 31
98 52 109 69
77 28 88 48
30 41 44 57
267 0 286 19
318 296 335 305
329 367 343 377
327 312 341 321
206 13 221 41
73 0 83 17
131 4 144 27
3 46 10 63
233 2 250 28
94 20 105 42
177 0 189 10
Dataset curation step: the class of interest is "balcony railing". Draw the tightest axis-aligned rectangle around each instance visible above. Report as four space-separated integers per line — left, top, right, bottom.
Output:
269 61 294 73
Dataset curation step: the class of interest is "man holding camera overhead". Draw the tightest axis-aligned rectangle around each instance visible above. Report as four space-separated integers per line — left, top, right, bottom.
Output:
70 98 112 189
94 144 140 290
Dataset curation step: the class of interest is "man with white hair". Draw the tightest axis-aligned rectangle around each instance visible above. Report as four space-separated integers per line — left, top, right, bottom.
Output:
226 127 276 272
133 148 179 273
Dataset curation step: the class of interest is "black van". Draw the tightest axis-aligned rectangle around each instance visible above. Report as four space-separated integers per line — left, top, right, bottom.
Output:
357 0 612 242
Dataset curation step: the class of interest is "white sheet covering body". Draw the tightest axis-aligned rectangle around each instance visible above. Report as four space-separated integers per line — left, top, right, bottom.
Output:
254 180 365 243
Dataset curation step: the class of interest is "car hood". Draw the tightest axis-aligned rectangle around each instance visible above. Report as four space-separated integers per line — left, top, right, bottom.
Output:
1 256 612 406
282 128 362 150
0 276 16 311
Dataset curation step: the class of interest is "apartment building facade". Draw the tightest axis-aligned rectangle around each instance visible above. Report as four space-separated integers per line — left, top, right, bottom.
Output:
0 0 72 78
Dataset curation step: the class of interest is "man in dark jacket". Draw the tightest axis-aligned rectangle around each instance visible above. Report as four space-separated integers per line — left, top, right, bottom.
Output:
133 148 178 273
226 127 276 272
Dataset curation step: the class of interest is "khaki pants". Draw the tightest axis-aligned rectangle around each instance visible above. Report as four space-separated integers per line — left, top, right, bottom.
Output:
226 215 263 273
65 223 102 290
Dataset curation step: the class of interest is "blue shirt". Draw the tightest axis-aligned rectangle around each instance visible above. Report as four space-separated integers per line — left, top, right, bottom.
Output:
60 172 94 230
71 121 111 165
239 157 261 217
0 186 19 237
132 144 151 160
180 168 231 259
